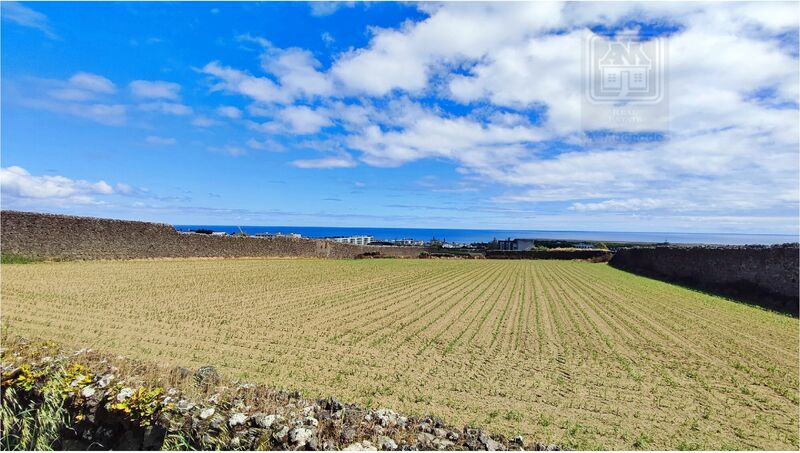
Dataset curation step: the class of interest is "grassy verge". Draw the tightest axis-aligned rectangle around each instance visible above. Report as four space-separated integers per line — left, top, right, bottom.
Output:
1 255 42 265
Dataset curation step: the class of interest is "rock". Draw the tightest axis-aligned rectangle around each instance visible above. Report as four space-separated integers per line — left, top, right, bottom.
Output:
142 425 165 450
209 415 225 430
97 373 114 388
341 427 357 443
81 386 96 398
116 387 134 402
116 430 141 450
229 413 247 427
345 442 377 451
194 366 220 386
272 426 289 442
304 416 319 427
176 399 195 413
510 436 524 447
417 432 436 445
447 431 460 441
434 428 448 438
252 414 278 429
379 436 398 450
199 407 215 420
376 408 399 427
324 397 343 412
434 439 455 449
479 432 503 451
289 427 314 446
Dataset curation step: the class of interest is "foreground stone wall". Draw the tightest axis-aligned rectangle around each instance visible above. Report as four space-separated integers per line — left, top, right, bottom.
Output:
609 245 799 315
0 211 424 260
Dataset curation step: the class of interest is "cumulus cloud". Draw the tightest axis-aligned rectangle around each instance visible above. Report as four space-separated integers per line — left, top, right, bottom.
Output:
216 105 242 119
201 61 289 104
261 47 334 98
129 80 181 99
192 2 797 230
1 166 117 206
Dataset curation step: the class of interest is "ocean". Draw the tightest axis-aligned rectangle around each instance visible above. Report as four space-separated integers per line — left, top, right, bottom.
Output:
173 225 798 246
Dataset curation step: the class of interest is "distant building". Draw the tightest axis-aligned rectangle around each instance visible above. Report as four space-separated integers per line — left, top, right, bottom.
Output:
573 242 595 249
328 235 374 246
394 238 424 246
497 238 536 251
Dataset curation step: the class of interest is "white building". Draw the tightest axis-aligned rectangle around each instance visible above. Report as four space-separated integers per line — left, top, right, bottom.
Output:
394 238 424 246
329 235 374 246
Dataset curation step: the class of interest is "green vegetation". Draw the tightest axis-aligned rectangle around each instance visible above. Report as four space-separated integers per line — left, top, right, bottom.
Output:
1 254 41 265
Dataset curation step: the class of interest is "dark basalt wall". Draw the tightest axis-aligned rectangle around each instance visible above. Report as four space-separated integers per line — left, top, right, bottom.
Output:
0 211 424 260
609 245 799 315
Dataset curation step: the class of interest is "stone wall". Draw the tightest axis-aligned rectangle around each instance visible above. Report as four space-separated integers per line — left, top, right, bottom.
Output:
0 211 424 260
609 245 799 315
485 249 612 261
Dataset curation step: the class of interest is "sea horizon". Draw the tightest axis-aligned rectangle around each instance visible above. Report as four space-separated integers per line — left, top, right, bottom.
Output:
174 224 799 246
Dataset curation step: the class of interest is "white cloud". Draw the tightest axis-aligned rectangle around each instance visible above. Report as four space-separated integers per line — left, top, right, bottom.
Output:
145 135 177 145
138 102 193 116
1 2 58 39
200 61 289 104
309 2 355 17
246 138 285 152
1 166 117 206
291 153 356 169
69 72 116 94
47 72 116 101
129 80 181 99
571 198 667 212
262 47 334 98
21 97 127 126
254 105 332 135
216 105 242 119
11 72 126 125
331 2 564 96
192 115 220 127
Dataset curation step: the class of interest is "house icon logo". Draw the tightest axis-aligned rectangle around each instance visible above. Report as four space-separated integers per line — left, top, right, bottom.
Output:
586 33 664 104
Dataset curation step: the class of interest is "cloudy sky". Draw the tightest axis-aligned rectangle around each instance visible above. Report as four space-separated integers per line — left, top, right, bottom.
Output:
2 1 798 233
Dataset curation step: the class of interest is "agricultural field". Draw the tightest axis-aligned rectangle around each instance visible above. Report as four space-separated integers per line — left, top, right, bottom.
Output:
1 258 798 450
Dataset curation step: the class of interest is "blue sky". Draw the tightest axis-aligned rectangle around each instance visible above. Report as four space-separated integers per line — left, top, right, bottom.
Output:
2 2 798 233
